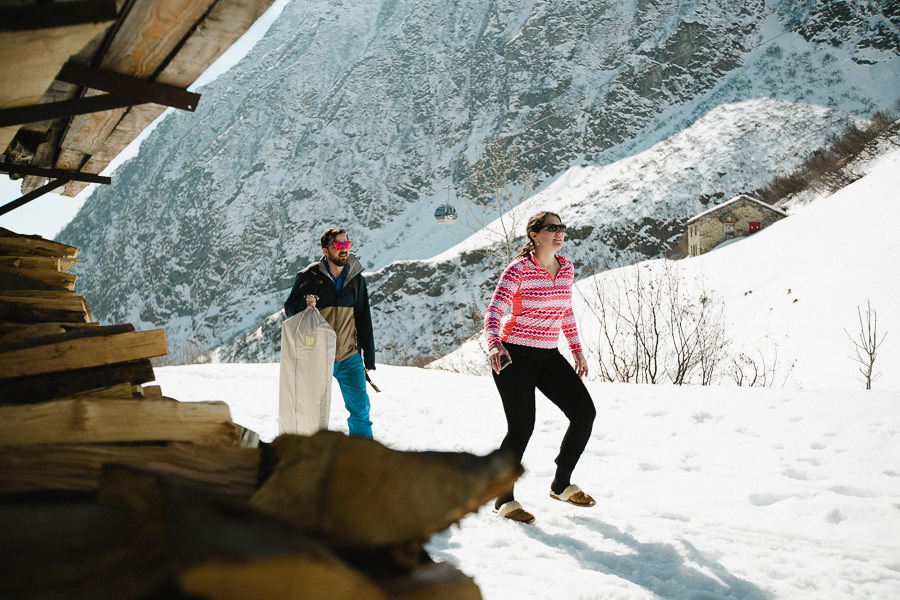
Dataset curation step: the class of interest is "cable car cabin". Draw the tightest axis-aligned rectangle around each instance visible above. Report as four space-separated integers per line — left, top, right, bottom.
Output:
434 204 458 223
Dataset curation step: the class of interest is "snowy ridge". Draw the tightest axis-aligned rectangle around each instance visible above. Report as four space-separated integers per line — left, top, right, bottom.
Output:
436 146 900 391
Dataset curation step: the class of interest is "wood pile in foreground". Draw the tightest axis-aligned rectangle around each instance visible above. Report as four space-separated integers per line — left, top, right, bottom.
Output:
0 228 521 599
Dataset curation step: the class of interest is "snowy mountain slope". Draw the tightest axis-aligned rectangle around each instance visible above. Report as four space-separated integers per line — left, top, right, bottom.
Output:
215 98 863 364
56 0 899 362
436 146 900 391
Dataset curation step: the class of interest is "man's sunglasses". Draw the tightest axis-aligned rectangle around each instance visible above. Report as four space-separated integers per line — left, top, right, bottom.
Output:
540 224 567 233
332 241 353 250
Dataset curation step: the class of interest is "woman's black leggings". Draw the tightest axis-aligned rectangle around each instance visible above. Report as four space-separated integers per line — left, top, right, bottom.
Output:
492 343 596 492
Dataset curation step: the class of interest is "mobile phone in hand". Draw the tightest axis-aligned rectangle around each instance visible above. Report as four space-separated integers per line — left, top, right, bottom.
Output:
498 354 512 371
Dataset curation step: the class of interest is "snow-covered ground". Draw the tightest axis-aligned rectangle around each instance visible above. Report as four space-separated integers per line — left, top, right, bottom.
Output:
153 363 899 600
151 149 900 600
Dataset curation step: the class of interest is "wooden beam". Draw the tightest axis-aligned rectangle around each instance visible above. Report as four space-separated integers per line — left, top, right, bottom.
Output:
57 0 217 162
0 178 70 217
0 94 141 128
57 62 201 111
0 0 117 32
0 18 114 153
0 397 239 447
0 161 111 184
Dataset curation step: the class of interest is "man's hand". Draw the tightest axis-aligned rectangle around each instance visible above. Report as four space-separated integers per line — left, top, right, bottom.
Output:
305 294 318 307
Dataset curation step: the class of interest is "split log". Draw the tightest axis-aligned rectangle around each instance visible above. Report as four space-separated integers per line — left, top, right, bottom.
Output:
0 292 90 323
379 561 481 600
0 320 97 342
0 255 79 271
251 431 521 548
101 465 387 600
0 464 383 600
0 231 79 258
0 266 76 291
0 321 131 349
0 501 173 600
0 358 156 404
0 397 240 447
0 442 260 499
0 327 167 378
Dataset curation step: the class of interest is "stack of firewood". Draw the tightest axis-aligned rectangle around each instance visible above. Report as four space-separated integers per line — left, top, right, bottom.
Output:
0 228 520 599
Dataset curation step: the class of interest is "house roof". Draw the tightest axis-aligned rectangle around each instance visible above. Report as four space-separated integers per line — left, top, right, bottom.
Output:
0 0 274 215
686 194 788 224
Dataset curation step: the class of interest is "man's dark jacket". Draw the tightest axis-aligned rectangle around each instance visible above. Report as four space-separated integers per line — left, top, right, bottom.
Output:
283 254 375 370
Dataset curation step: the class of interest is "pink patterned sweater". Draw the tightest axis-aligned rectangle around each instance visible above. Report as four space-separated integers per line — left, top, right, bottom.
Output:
484 253 583 354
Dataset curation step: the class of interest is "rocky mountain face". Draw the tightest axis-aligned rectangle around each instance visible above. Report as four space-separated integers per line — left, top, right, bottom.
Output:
58 0 899 365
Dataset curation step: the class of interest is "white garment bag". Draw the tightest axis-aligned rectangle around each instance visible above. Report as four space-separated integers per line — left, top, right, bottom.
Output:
278 307 337 435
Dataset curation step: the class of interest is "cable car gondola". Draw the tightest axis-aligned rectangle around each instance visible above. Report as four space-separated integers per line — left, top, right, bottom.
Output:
434 186 458 224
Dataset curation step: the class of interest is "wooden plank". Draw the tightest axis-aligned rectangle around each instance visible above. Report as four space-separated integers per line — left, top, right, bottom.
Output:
0 442 260 499
0 232 79 257
0 255 80 271
61 0 276 196
58 0 217 161
0 397 240 447
0 328 166 378
250 431 522 548
0 19 114 152
0 358 156 405
158 0 276 87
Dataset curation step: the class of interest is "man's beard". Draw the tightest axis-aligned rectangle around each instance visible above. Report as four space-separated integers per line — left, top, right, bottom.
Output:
330 253 350 266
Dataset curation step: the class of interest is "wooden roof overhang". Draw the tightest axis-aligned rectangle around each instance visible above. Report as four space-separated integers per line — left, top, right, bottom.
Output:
0 0 275 217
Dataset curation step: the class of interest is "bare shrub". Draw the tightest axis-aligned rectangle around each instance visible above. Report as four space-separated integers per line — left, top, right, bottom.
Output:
755 110 899 204
581 260 729 385
730 337 792 387
153 338 204 367
845 300 887 390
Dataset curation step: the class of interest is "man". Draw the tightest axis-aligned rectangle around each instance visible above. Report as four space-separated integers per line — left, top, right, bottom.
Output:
284 228 376 437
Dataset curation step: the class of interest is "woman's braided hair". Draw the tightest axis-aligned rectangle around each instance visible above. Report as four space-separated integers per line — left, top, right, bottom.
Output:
517 211 561 257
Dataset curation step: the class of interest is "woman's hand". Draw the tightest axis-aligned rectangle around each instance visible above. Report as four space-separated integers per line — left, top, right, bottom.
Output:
488 344 512 375
573 352 589 378
305 294 318 308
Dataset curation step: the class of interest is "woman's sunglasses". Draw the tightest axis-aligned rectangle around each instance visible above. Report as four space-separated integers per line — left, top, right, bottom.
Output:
540 224 567 233
332 241 353 250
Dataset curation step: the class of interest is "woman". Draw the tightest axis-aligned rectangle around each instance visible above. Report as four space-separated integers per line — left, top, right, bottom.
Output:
484 211 597 524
